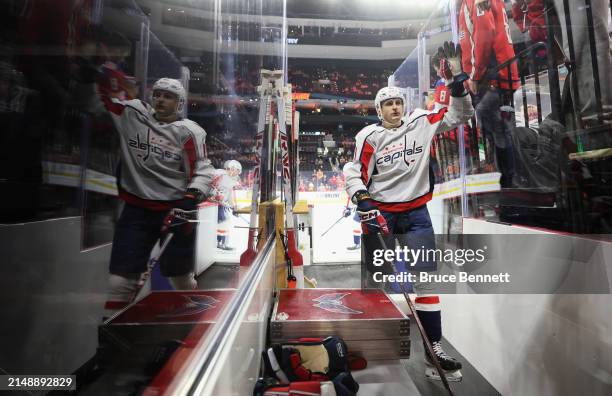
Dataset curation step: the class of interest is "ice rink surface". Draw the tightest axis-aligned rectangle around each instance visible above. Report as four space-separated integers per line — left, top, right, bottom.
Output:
215 204 362 264
214 213 250 264
311 203 362 264
217 193 362 265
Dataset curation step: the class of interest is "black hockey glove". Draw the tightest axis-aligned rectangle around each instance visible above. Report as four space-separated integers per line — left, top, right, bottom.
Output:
161 208 198 235
176 188 207 211
438 41 469 97
342 207 352 218
352 190 389 235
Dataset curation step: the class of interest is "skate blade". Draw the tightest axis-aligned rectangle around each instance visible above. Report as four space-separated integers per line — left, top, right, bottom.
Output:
425 367 463 382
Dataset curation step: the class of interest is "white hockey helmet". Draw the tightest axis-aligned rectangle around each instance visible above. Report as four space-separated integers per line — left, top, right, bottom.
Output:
225 159 242 174
152 78 186 114
374 86 404 121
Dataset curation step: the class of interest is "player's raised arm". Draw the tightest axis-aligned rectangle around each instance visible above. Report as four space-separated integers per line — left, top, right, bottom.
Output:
427 42 474 136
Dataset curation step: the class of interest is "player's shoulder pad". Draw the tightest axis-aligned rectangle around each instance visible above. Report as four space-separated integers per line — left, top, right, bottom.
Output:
176 119 206 135
355 123 383 140
406 108 430 123
120 98 150 113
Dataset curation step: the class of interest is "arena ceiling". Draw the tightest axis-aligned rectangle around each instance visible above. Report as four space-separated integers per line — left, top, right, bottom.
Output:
155 0 444 21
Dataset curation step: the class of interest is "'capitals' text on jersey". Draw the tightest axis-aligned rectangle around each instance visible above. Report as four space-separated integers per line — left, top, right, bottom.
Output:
376 139 424 167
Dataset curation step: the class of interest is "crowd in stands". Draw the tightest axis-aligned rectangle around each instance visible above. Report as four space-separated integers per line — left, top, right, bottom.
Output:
297 169 348 192
187 58 392 100
289 65 393 99
183 55 387 187
201 107 359 191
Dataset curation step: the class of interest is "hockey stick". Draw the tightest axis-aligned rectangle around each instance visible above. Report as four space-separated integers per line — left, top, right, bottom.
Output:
374 232 454 396
130 209 198 303
235 213 250 225
240 83 267 267
320 213 346 237
275 72 304 288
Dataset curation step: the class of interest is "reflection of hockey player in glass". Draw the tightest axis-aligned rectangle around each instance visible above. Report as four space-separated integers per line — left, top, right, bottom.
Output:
345 43 473 381
459 0 520 188
342 162 362 251
214 160 242 251
552 0 612 123
97 78 215 317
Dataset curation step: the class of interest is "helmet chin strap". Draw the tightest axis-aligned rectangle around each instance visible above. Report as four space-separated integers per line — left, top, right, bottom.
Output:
175 98 185 115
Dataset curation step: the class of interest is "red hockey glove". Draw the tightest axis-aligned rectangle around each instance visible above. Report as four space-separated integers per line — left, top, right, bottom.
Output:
438 41 468 97
178 188 207 210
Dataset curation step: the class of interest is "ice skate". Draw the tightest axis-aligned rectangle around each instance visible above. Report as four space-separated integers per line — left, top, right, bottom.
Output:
219 244 235 251
346 244 360 251
424 341 463 382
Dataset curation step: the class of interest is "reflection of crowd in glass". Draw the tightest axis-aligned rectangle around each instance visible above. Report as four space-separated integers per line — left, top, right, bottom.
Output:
287 25 421 46
184 59 258 96
163 7 424 46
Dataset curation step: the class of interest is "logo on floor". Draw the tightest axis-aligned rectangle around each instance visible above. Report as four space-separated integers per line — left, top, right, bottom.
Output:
312 293 363 315
157 295 220 318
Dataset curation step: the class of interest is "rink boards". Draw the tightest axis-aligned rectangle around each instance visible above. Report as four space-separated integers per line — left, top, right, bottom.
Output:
271 288 410 360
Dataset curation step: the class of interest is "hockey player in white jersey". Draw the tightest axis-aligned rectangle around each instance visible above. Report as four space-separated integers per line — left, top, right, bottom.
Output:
344 42 473 381
100 77 216 317
214 159 242 250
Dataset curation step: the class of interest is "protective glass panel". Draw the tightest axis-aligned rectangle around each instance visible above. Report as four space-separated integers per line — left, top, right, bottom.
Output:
390 1 465 234
0 0 285 393
451 0 612 234
392 0 612 235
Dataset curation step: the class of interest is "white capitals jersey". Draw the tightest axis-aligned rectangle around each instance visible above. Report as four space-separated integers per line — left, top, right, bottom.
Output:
211 169 240 208
102 97 215 210
344 94 473 212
